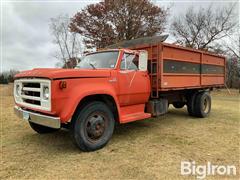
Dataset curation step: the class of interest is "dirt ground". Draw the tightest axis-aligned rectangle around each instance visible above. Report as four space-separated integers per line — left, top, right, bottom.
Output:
0 84 239 179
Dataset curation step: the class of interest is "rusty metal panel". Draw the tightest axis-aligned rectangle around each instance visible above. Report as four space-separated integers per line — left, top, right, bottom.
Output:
201 75 225 85
162 75 201 88
163 45 201 64
203 54 225 66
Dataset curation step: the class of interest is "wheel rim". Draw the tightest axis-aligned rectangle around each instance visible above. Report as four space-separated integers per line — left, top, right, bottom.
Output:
85 112 107 142
203 98 209 113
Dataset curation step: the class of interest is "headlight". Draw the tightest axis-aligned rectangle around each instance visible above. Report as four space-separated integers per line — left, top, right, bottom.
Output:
43 86 49 100
16 84 21 96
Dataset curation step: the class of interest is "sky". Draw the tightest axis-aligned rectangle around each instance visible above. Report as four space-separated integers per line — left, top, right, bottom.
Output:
1 0 239 72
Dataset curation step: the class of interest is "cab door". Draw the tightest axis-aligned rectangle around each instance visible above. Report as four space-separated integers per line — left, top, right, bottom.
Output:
117 53 150 106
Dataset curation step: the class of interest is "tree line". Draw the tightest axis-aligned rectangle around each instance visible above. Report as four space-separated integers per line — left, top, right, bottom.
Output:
0 70 20 84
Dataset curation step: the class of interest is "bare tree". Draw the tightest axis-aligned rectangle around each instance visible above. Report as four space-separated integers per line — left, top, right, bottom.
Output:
49 14 83 68
225 32 240 59
215 23 240 89
171 4 236 50
225 31 240 90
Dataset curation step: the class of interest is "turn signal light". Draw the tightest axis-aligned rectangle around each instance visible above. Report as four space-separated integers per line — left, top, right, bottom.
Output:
59 80 67 89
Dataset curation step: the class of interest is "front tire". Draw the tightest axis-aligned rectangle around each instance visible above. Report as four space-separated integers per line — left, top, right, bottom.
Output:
71 101 115 152
29 121 59 134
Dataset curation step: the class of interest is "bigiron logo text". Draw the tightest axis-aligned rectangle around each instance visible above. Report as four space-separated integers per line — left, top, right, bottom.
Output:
181 161 237 179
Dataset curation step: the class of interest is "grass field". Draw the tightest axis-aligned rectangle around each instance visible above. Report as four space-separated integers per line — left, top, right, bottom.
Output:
0 84 239 179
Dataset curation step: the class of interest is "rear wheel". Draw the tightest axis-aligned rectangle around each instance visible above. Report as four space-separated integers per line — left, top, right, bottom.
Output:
172 102 185 108
70 101 115 152
194 92 211 118
29 121 59 134
187 92 197 116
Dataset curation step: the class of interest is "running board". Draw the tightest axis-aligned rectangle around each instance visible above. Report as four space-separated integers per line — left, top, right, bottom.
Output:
119 104 151 123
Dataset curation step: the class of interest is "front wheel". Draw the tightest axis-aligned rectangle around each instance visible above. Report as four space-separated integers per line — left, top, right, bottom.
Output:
70 101 115 152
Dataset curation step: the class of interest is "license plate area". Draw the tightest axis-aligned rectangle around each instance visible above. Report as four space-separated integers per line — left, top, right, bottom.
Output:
23 111 30 120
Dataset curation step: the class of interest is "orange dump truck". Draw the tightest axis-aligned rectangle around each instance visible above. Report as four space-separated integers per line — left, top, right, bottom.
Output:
14 36 225 151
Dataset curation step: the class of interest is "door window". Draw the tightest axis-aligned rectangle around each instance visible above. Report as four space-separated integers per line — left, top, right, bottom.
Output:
120 53 139 70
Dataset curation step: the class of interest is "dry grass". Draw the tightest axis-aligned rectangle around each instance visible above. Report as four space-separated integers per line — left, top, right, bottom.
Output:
0 84 239 179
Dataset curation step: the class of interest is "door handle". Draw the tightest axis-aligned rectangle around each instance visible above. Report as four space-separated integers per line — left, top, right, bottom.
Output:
120 71 128 74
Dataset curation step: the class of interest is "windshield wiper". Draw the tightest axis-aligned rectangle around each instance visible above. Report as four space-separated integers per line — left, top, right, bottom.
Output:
89 62 96 69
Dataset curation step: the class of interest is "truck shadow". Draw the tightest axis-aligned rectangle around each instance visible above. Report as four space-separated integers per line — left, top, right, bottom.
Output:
20 108 191 153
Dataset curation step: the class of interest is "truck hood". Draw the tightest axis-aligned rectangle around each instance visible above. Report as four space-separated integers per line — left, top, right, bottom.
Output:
15 68 111 79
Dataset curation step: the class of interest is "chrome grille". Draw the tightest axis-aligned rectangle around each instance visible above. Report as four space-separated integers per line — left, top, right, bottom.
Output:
22 82 41 105
14 79 51 111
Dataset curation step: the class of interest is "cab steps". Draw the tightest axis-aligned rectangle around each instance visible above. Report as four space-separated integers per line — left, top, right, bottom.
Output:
119 104 151 123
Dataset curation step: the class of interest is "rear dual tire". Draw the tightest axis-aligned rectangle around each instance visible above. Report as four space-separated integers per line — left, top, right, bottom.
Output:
187 92 197 116
194 92 211 118
187 91 211 118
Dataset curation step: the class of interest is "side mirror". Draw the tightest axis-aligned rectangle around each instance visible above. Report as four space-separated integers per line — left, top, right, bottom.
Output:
139 50 148 71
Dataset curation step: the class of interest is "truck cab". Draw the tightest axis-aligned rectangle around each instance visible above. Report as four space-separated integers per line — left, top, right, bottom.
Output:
14 49 151 151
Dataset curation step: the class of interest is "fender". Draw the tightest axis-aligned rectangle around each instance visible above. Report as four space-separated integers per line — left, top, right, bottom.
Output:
52 78 121 123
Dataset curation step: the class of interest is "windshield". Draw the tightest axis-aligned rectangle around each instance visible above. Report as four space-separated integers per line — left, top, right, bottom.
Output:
75 51 119 69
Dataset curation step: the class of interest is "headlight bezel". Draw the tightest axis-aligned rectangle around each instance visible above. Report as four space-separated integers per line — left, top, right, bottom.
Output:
15 83 21 96
42 86 50 100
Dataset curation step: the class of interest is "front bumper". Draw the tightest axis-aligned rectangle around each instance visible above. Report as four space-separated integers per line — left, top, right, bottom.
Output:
14 106 61 129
